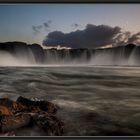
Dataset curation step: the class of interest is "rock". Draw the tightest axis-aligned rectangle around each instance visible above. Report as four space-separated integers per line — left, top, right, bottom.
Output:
16 96 58 114
0 106 13 116
0 98 15 107
34 113 64 136
0 131 15 136
1 113 31 132
0 96 63 136
0 98 26 115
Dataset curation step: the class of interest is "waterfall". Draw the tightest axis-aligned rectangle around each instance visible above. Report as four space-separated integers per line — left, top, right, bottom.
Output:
0 51 20 66
128 46 140 65
0 42 140 66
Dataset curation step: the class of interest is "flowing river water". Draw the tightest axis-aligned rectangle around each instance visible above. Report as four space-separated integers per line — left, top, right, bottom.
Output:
0 66 140 136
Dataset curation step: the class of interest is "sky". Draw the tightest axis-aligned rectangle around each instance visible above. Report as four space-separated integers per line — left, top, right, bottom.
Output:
0 4 140 48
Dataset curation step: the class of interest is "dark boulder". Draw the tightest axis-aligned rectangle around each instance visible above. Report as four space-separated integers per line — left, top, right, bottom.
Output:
1 113 31 132
0 96 63 136
16 96 58 114
33 113 64 136
0 98 26 115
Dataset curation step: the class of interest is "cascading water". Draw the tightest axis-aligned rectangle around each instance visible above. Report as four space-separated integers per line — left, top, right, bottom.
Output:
89 49 114 65
0 42 139 66
0 51 21 66
89 44 140 66
127 46 140 65
43 45 140 66
14 47 36 65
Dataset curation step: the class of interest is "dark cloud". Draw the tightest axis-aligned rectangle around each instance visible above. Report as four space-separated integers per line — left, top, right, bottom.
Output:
32 25 43 34
43 23 50 28
43 24 121 48
43 20 52 31
128 32 140 44
32 20 52 34
112 31 131 46
113 31 140 46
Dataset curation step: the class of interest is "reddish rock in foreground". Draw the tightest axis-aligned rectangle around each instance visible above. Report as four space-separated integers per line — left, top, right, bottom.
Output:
0 96 64 136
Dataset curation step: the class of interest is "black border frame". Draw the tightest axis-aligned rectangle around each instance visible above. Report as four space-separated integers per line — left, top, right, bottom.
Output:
0 1 140 140
0 0 140 3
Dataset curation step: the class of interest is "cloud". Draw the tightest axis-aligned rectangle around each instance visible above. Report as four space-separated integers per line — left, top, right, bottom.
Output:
43 24 121 48
43 20 52 31
32 20 52 34
32 25 43 34
112 31 131 46
128 32 140 44
113 31 140 46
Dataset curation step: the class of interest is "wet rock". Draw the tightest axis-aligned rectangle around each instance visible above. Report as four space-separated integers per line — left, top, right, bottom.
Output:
0 98 15 107
1 113 31 132
34 113 64 136
0 106 13 116
0 131 15 136
0 97 26 115
16 96 58 114
0 96 63 136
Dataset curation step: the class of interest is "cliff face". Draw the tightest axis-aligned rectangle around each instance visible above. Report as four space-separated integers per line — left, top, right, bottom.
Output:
0 42 139 65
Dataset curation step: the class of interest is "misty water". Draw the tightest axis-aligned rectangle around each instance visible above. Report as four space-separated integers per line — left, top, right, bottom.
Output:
0 66 140 136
